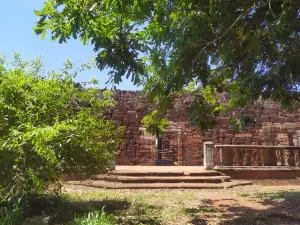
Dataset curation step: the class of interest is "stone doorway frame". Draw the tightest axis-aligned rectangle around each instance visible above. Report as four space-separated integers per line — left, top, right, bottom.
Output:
155 130 184 166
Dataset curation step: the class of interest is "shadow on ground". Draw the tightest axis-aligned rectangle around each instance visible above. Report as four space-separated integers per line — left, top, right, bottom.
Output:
25 194 162 225
18 190 300 225
185 191 300 225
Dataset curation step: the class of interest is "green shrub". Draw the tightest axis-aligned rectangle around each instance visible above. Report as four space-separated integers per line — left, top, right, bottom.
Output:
72 208 114 225
0 54 124 202
0 203 24 225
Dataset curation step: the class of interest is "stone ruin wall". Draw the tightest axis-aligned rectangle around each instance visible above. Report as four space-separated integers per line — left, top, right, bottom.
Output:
106 90 300 166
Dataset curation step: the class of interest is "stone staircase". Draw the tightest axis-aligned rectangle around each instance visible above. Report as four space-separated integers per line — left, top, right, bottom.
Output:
67 169 252 189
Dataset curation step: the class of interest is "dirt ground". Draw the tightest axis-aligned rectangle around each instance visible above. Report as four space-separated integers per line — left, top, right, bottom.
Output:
61 184 300 225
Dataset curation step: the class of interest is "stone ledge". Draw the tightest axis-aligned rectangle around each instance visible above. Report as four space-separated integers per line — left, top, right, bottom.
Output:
214 145 300 149
67 180 252 189
214 166 300 171
215 166 300 179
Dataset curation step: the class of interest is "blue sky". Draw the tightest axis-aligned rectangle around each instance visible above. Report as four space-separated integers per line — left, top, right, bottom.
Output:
0 1 138 90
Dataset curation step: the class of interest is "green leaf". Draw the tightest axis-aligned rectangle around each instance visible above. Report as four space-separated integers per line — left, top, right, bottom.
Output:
34 10 44 16
41 30 47 40
0 54 124 202
32 0 300 132
33 28 44 35
89 3 97 11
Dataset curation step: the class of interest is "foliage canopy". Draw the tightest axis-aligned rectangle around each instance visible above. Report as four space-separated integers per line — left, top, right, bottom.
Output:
35 0 300 128
0 54 123 201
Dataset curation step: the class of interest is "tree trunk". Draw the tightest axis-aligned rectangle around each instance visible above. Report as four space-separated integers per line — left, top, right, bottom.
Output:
155 129 159 152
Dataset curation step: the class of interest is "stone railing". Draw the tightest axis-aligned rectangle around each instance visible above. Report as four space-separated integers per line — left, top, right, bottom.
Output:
203 142 300 170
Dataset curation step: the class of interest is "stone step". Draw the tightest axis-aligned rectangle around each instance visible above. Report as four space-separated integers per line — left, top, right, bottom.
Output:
96 175 231 183
109 170 222 177
188 172 225 176
67 180 252 189
109 171 185 176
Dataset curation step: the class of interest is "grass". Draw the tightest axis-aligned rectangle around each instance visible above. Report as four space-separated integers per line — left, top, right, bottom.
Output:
185 205 222 214
60 187 300 225
257 191 300 200
236 192 250 197
71 207 114 225
7 186 300 225
0 203 24 225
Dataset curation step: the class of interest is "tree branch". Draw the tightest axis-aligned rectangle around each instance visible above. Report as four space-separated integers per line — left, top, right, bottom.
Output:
192 4 258 71
269 0 278 21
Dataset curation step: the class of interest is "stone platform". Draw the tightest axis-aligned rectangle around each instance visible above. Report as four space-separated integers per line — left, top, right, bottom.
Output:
215 166 300 179
67 166 252 189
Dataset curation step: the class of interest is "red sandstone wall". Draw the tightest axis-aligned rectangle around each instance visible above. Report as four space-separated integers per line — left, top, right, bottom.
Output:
108 91 300 166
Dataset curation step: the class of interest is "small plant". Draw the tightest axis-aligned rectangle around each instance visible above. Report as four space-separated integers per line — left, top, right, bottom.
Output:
230 115 256 131
0 203 24 225
142 110 168 151
72 207 114 225
142 110 168 136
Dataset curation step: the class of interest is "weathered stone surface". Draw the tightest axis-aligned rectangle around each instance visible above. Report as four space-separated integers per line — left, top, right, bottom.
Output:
226 134 235 138
235 134 252 138
110 90 300 166
236 138 245 144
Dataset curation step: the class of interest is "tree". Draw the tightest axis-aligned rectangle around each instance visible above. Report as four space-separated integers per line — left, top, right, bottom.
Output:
34 0 300 129
0 54 123 201
142 110 168 151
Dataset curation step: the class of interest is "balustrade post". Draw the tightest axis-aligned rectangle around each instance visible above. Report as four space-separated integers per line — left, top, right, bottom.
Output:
251 148 257 166
284 147 291 166
279 149 285 166
204 141 215 170
260 149 265 166
244 149 251 166
219 147 223 166
295 131 300 166
233 148 240 166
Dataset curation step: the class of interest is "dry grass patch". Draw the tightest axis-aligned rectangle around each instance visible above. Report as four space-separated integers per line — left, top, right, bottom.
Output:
20 185 300 224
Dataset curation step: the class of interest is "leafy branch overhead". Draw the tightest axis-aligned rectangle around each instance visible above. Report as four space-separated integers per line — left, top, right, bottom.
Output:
35 0 300 129
142 110 168 136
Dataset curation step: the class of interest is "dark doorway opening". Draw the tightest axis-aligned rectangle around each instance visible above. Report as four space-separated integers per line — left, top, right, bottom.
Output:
156 136 177 166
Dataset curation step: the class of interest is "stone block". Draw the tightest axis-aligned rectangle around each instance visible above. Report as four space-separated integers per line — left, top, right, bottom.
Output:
218 138 224 144
226 134 235 138
235 134 252 138
220 133 226 138
225 138 232 144
236 138 245 144
140 139 154 145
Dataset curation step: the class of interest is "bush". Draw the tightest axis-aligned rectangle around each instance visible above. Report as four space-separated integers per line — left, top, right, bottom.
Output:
0 54 123 202
72 208 114 225
0 203 24 225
